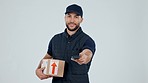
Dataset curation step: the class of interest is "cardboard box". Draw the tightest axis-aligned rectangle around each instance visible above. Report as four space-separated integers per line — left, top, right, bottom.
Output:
41 59 65 77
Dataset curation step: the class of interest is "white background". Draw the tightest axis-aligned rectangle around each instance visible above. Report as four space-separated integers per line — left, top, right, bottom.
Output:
0 0 148 83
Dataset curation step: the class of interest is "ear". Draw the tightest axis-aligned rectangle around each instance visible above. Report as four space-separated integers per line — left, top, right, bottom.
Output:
64 15 66 21
80 17 83 23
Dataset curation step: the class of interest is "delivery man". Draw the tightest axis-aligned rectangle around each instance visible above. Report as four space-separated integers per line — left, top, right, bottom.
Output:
35 4 96 83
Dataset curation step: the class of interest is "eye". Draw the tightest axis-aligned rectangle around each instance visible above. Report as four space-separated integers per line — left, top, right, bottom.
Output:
67 15 71 17
75 16 79 18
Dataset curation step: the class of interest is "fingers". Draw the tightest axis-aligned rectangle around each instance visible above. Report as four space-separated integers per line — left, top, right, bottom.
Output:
40 74 52 80
40 74 53 80
36 68 52 80
72 52 91 65
40 67 45 71
40 75 48 80
72 59 83 65
72 56 87 65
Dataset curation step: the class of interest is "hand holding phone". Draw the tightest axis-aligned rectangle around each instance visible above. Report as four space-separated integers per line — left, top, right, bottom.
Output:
71 55 80 60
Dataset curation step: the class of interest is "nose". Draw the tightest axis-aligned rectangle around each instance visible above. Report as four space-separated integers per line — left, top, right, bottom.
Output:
70 17 74 22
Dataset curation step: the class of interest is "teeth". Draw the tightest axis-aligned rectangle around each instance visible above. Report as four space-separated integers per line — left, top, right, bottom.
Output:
69 24 74 26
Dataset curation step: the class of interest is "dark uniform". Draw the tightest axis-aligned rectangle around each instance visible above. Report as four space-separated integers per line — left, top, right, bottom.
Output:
47 27 96 83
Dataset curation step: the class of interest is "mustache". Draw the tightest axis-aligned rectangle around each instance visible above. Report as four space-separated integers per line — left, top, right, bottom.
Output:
68 22 76 25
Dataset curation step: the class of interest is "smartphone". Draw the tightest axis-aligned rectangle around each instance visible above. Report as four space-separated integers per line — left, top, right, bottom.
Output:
71 55 80 60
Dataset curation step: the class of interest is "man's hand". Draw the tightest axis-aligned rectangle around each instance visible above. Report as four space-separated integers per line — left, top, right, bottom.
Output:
36 67 52 80
72 49 93 65
35 54 53 80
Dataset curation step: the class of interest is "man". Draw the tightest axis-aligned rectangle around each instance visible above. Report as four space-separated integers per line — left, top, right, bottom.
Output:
36 4 96 83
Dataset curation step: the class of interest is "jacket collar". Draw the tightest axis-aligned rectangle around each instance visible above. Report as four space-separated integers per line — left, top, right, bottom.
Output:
63 27 83 39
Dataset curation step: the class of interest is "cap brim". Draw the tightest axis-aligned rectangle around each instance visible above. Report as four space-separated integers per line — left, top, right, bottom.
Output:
65 10 81 16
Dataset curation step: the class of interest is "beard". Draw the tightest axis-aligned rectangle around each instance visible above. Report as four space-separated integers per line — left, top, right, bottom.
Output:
66 22 80 31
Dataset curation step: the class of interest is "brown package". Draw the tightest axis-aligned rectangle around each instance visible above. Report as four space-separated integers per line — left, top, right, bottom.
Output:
41 59 65 77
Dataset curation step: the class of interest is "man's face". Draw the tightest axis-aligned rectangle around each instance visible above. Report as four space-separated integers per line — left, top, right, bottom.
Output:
65 12 83 31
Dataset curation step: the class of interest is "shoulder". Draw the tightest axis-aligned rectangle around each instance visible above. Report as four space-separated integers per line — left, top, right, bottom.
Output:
48 32 64 44
51 32 64 40
82 32 95 44
82 32 96 54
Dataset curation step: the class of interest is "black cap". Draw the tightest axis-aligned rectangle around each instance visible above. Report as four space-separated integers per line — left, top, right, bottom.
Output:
65 4 83 17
